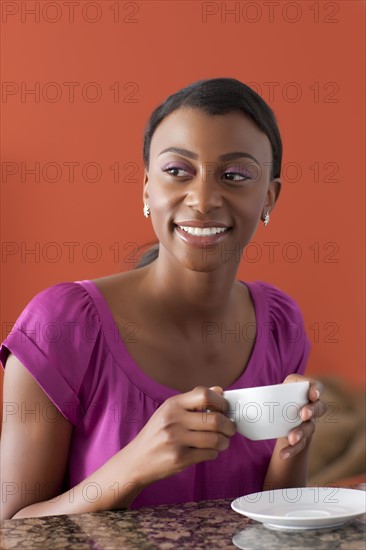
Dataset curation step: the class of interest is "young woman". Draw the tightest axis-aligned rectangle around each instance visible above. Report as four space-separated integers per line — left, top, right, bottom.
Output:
0 78 326 519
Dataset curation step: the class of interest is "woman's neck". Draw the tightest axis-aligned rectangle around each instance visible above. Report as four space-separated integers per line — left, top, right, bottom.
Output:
139 256 241 330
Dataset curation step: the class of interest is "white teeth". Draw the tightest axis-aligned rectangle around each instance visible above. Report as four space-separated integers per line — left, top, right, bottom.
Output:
177 226 228 236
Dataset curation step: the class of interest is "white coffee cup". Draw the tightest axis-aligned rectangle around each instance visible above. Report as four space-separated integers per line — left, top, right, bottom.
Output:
223 381 310 441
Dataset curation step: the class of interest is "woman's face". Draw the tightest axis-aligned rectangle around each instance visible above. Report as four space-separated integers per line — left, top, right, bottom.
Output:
143 107 281 272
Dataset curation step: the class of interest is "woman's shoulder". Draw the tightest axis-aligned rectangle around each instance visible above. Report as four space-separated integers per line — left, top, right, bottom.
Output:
243 281 311 377
0 281 107 426
2 281 103 345
31 279 91 300
245 280 306 326
21 280 99 320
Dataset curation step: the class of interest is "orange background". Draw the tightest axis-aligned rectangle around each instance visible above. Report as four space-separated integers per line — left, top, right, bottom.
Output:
1 0 365 407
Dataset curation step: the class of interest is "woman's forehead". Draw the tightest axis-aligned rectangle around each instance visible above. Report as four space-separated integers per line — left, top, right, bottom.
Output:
149 107 272 161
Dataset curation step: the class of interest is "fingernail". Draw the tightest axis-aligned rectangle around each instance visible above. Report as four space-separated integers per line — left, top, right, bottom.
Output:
315 390 320 400
283 452 290 460
295 432 302 443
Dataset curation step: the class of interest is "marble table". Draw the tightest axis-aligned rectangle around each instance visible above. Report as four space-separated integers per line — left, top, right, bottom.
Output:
1 492 365 550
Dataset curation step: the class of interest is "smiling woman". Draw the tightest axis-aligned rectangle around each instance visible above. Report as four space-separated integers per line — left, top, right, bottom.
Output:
0 78 326 520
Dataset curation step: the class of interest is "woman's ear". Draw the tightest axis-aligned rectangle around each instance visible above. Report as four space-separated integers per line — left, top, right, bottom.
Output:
142 169 149 203
265 177 282 213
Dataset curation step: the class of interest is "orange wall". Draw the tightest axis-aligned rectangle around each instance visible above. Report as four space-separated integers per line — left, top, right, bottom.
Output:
1 1 365 396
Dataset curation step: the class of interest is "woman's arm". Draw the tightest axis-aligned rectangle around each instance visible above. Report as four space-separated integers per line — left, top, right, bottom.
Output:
2 355 235 519
1 354 143 519
263 375 327 490
11 448 144 519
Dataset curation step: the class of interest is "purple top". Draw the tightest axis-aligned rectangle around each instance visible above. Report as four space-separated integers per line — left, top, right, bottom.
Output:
0 280 310 508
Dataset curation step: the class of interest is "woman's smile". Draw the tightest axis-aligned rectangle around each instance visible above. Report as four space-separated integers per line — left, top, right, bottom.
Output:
174 222 232 248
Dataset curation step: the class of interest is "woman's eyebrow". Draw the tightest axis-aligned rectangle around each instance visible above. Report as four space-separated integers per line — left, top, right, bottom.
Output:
158 147 260 166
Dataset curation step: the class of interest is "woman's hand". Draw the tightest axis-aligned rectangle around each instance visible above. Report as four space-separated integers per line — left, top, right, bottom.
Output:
279 374 327 460
125 386 236 488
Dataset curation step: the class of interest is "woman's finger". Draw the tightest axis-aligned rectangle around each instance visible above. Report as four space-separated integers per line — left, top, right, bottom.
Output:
308 380 324 402
185 409 236 438
184 430 231 451
281 421 315 458
283 374 324 401
288 420 316 446
209 386 224 396
172 386 228 414
300 396 328 421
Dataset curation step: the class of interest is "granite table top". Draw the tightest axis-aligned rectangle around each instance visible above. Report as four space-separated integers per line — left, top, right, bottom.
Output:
1 491 365 550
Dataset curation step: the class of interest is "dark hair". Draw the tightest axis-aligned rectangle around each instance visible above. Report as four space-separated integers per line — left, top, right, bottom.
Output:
135 77 282 269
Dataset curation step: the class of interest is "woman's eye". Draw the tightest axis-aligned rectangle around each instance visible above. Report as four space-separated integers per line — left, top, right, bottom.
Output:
223 163 255 182
163 166 185 176
223 171 252 182
162 166 189 177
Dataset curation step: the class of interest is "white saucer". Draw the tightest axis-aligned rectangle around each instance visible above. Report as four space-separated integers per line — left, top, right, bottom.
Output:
231 487 366 531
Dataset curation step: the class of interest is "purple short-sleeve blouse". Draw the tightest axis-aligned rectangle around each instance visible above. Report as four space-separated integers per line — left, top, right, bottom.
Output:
0 279 311 508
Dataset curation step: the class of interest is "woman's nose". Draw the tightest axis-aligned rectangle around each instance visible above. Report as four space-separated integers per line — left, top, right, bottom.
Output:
184 165 223 213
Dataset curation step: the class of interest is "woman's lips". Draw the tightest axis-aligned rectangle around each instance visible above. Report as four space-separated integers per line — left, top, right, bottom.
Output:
174 224 232 248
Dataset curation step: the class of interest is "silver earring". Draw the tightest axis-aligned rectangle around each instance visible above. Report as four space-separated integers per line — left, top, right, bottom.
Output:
263 211 270 226
143 203 150 218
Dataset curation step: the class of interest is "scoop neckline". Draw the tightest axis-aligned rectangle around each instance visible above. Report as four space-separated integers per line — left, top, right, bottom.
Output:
75 278 267 402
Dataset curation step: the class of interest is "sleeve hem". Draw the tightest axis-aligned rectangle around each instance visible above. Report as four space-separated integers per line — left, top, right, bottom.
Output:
1 335 83 426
